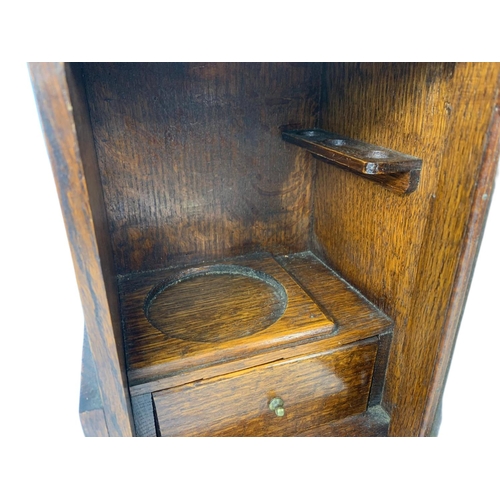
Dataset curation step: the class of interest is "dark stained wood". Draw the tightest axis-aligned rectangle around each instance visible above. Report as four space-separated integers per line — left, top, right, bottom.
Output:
120 253 334 383
82 63 321 274
29 63 134 436
146 265 288 343
153 338 378 437
420 88 500 435
282 129 422 194
34 62 499 437
133 251 390 435
284 129 422 173
125 251 391 395
280 252 393 408
313 62 500 436
298 405 390 437
276 252 394 340
312 154 421 195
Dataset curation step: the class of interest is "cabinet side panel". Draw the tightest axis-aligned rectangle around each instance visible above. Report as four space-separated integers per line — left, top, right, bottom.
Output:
80 409 109 437
420 92 500 435
29 62 134 436
83 63 320 273
314 62 500 435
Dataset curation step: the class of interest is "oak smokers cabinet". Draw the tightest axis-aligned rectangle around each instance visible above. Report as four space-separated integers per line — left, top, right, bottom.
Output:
30 63 500 437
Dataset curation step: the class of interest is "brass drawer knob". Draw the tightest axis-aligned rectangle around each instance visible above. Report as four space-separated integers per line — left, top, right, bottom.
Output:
269 397 285 417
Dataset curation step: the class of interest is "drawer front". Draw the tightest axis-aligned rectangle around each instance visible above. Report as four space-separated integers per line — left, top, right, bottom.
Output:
153 339 378 436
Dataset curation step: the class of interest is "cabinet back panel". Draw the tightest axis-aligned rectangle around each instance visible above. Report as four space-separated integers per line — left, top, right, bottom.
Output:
82 63 320 274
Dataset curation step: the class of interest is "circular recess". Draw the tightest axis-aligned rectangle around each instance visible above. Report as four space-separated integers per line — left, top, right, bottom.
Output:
145 265 288 343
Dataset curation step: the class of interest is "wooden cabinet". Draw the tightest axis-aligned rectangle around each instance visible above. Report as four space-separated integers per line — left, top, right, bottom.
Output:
29 62 500 436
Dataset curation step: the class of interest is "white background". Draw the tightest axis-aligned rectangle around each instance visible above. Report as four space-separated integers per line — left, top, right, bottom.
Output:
2 61 498 496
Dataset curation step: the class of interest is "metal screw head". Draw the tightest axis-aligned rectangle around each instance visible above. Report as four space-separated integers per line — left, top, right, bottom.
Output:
275 407 285 417
269 397 285 417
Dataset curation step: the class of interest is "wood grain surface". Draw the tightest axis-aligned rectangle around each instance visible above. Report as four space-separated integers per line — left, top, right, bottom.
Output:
82 63 321 273
153 338 378 436
34 62 497 437
312 154 421 195
127 251 392 396
120 253 334 383
29 63 134 436
297 405 390 437
282 129 422 194
420 87 500 435
312 62 500 436
80 409 109 437
146 265 288 343
283 129 422 174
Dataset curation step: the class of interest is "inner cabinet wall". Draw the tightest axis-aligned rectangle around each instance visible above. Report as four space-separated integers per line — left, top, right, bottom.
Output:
313 63 500 435
82 62 320 272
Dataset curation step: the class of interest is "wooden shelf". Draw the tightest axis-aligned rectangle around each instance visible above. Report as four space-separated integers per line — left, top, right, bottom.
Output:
119 251 393 395
282 129 422 194
120 253 333 386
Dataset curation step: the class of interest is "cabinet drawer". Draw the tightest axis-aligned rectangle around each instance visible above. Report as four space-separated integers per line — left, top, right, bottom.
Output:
152 338 378 436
